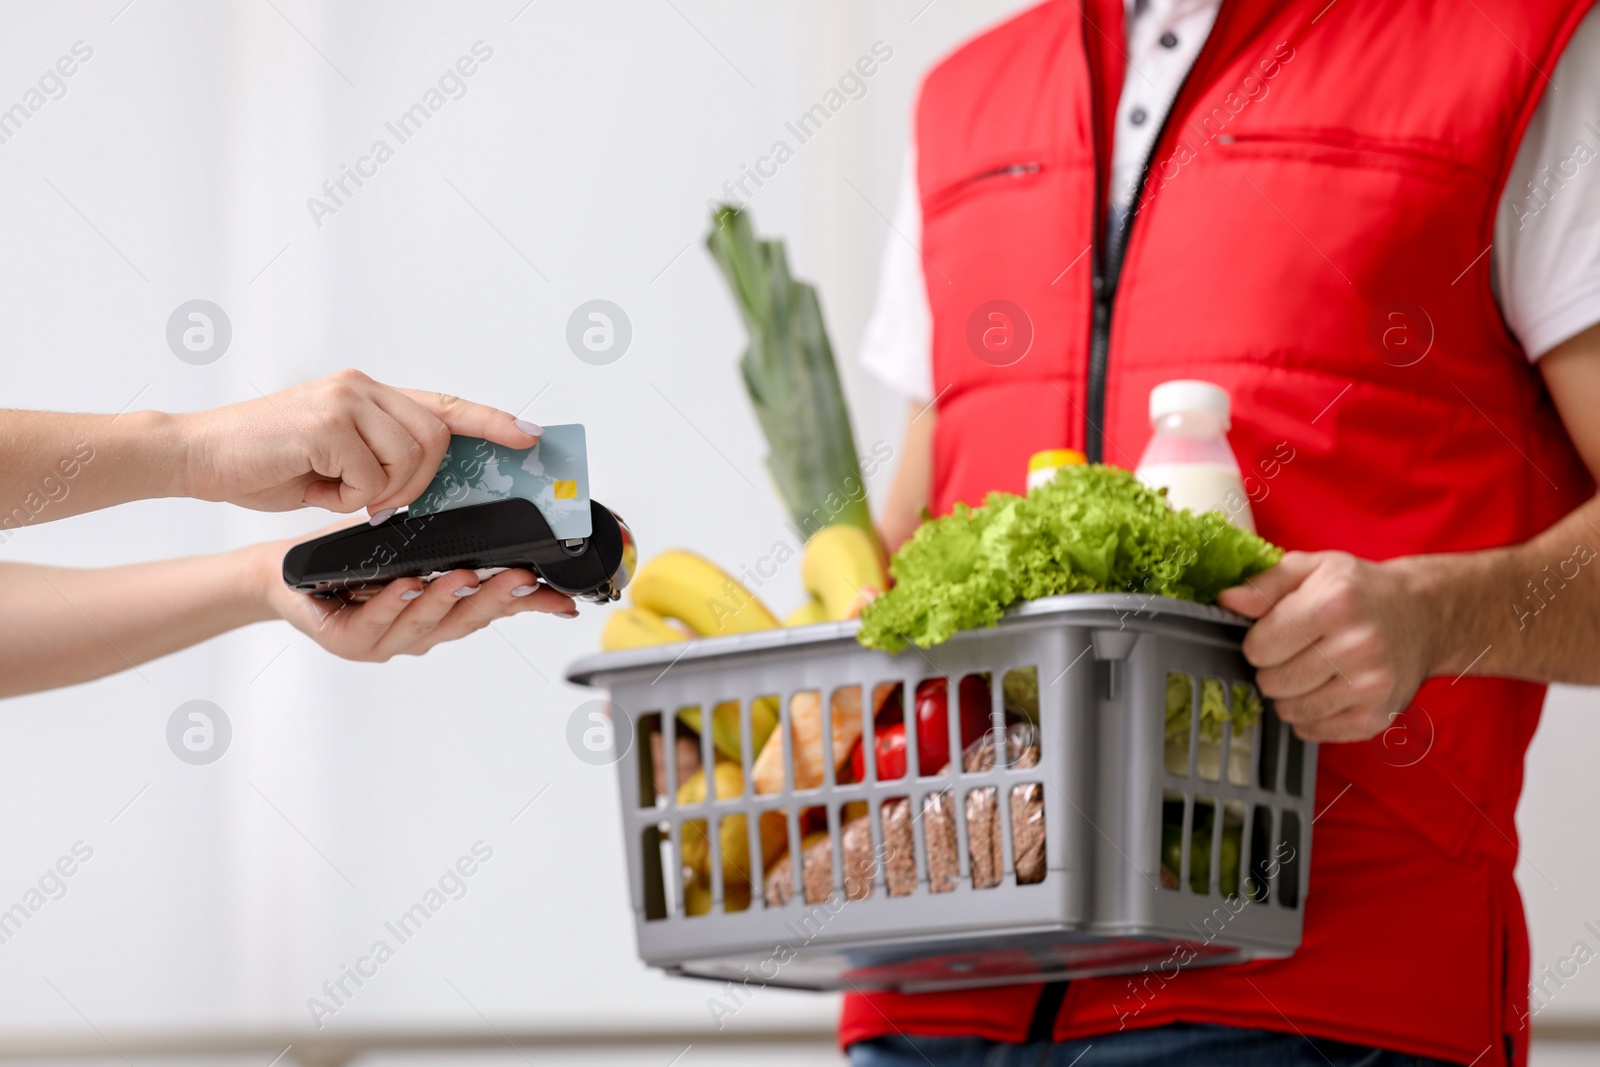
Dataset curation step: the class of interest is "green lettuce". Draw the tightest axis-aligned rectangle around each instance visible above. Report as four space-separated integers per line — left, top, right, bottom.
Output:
857 464 1282 652
1166 675 1265 743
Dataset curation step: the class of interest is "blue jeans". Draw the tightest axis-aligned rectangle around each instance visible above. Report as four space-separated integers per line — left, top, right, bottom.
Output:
847 1023 1466 1067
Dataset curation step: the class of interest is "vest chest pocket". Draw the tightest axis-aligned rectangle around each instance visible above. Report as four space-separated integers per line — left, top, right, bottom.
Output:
1212 129 1489 189
924 158 1050 218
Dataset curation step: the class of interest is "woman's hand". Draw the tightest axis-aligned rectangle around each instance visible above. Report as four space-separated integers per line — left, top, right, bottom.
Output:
176 369 542 517
0 537 583 697
248 536 579 662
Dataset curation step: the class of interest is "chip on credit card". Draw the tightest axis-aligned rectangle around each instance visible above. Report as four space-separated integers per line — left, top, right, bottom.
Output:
408 424 592 540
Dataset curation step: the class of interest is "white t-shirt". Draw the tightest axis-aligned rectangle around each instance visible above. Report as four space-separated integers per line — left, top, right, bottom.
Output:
862 0 1600 402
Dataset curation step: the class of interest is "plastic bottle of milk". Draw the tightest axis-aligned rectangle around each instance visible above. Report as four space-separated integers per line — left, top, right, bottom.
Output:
1135 380 1255 532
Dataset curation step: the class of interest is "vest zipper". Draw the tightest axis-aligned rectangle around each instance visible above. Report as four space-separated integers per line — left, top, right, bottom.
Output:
1081 2 1234 464
1085 274 1110 463
1082 15 1111 464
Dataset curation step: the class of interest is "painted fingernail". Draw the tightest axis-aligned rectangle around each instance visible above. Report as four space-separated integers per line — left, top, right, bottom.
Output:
369 507 396 526
454 585 480 597
511 585 538 597
400 589 423 601
513 418 543 437
556 609 580 618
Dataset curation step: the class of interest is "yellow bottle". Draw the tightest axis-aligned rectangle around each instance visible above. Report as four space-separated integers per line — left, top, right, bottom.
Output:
1026 448 1087 492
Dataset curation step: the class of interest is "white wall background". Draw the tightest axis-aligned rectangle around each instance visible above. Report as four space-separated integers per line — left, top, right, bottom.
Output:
0 1 1595 1063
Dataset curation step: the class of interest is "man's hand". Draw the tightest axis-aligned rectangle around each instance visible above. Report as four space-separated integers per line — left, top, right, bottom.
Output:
1211 324 1600 743
1217 551 1442 743
249 536 578 662
176 369 542 517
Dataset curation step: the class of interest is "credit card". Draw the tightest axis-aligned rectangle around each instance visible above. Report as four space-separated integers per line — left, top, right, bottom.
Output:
408 424 592 540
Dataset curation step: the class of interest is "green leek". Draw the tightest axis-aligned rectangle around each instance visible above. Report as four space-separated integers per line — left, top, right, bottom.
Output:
705 206 880 550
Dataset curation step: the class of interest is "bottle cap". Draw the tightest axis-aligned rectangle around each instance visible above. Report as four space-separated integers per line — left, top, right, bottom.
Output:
1149 380 1230 428
1026 449 1086 491
1027 449 1086 474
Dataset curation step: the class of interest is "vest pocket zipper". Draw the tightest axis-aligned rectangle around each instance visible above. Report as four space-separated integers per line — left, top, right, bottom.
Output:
970 162 1043 181
1213 131 1481 180
925 160 1046 216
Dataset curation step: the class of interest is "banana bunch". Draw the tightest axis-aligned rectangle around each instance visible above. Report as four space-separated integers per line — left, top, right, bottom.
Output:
677 762 789 915
680 699 779 766
625 548 780 636
783 600 830 627
603 532 888 653
605 533 888 916
598 604 689 649
602 549 782 761
600 533 887 786
799 524 886 621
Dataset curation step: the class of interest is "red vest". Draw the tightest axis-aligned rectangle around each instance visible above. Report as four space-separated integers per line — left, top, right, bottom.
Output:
840 2 1595 1064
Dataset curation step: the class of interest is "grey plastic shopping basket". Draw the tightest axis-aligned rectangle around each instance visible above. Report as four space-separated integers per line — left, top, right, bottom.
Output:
565 593 1316 993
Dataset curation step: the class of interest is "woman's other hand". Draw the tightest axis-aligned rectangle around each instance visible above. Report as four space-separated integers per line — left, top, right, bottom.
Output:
248 536 579 662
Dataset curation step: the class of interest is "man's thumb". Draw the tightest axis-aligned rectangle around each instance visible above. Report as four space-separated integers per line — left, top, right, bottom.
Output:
1217 551 1321 619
